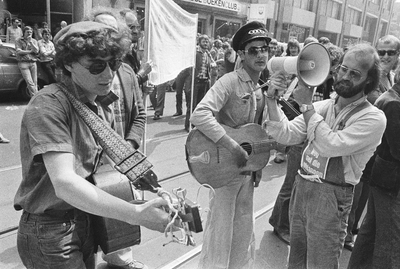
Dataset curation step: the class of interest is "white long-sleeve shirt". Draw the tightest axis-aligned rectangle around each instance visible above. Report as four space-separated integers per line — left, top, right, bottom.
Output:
263 96 386 185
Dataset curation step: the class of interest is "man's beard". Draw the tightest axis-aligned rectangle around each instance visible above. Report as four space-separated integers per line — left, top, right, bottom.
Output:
333 79 367 98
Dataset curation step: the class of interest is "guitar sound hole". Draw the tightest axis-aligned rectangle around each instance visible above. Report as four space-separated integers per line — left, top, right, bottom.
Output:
241 143 252 155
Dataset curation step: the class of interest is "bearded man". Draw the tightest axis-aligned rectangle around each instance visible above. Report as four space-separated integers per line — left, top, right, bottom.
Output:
263 43 387 268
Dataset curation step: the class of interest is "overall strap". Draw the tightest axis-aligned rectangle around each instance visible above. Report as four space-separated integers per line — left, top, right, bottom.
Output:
300 100 371 186
325 100 372 185
338 100 371 130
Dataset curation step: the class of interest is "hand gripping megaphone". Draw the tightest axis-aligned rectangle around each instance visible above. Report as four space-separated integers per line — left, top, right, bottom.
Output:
267 43 331 87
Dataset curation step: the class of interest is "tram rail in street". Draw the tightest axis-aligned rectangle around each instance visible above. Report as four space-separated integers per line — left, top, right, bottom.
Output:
0 169 192 237
160 202 275 269
0 131 191 236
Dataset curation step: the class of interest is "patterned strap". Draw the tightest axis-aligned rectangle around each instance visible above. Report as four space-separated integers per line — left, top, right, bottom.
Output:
57 83 155 187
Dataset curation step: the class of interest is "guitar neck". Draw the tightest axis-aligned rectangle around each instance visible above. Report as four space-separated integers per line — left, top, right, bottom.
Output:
242 139 277 155
258 79 301 117
278 98 301 117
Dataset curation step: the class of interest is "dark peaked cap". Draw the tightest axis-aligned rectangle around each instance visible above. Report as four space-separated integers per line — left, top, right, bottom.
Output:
232 21 271 52
53 21 116 45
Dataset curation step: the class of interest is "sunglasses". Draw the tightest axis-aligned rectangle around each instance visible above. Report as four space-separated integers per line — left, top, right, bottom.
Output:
377 50 398 56
335 64 363 82
244 46 269 56
81 59 122 75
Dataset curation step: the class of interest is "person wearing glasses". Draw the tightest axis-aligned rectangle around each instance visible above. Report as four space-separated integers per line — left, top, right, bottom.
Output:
369 35 400 103
14 21 173 269
264 43 386 268
120 8 152 88
344 34 400 252
190 21 271 269
348 65 400 269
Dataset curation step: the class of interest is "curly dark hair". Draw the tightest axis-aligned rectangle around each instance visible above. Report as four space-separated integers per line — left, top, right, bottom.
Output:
325 44 344 67
55 28 131 76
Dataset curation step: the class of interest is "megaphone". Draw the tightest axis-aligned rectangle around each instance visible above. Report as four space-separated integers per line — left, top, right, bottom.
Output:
267 43 331 87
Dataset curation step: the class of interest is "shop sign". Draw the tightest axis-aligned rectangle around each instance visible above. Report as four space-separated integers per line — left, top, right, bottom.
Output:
182 0 240 12
248 3 275 20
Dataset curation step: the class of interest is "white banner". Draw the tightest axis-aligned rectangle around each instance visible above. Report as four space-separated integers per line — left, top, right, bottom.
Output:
147 0 198 85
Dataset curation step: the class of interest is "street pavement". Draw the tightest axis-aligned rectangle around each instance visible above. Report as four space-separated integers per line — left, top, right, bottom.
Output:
0 91 352 268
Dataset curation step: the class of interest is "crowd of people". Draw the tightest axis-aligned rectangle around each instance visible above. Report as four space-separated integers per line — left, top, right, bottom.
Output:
2 5 400 269
0 17 68 97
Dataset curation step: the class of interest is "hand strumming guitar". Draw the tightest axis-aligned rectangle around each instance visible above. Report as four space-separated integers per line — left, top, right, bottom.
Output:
217 134 249 168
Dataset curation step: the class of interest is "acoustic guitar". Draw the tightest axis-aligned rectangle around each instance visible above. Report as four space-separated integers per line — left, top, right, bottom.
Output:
91 165 148 254
185 123 277 189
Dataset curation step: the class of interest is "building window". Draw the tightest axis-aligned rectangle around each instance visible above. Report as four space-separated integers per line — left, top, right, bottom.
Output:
387 0 392 10
345 8 362 26
379 22 388 37
198 19 205 34
214 19 240 39
136 7 145 30
364 16 377 33
290 0 313 11
320 0 342 19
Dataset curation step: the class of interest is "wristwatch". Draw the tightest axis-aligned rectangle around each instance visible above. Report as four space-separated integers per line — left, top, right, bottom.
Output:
299 104 314 113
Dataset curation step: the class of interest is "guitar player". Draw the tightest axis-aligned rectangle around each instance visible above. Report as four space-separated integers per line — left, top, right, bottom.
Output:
13 22 173 269
190 21 272 269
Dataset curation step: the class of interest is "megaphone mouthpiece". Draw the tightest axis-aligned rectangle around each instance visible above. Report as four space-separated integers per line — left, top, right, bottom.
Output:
299 60 315 71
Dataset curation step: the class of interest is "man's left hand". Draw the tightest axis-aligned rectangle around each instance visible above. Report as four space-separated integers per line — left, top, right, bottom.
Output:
139 60 153 77
293 80 314 105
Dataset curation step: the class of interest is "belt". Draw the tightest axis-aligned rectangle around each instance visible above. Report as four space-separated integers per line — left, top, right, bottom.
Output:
44 209 77 218
298 168 353 189
22 209 77 221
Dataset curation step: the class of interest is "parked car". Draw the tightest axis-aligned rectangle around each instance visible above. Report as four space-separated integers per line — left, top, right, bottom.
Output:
0 42 50 100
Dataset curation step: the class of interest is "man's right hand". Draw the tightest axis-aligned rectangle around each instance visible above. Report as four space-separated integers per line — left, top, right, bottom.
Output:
230 144 249 168
217 134 248 168
134 197 174 233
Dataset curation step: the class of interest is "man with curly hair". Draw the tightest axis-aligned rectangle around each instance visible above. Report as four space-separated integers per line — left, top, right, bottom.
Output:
13 21 172 269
